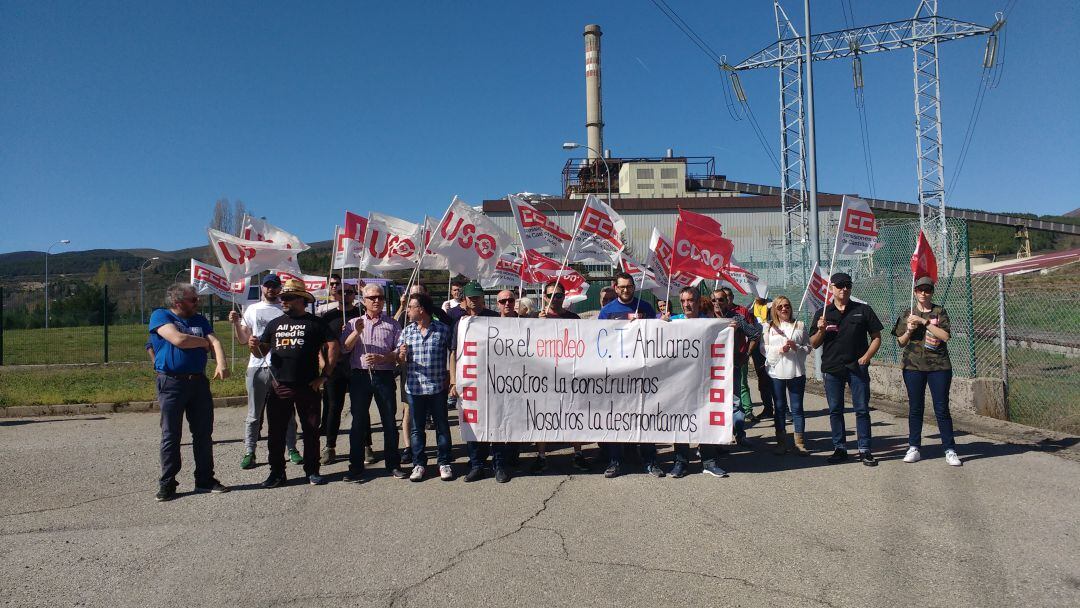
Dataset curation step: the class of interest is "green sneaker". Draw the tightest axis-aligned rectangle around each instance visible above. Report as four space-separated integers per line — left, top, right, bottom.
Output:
288 449 304 465
240 452 255 470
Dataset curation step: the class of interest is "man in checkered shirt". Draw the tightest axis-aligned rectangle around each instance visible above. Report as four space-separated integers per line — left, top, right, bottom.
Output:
395 292 455 482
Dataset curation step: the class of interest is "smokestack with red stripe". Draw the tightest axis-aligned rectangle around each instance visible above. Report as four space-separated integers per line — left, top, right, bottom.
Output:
584 24 603 160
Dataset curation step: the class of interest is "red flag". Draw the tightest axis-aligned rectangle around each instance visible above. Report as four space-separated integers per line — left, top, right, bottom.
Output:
670 209 734 279
910 230 938 283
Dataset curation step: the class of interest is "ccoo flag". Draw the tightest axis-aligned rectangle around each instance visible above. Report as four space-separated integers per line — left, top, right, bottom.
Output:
833 196 879 256
670 209 734 280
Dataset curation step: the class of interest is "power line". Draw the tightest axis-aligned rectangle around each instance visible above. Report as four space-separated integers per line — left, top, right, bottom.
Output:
647 0 723 65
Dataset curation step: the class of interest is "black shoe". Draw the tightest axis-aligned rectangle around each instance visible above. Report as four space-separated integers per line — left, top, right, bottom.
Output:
155 482 178 502
571 451 591 471
644 464 666 478
262 472 287 489
735 435 752 448
194 479 230 494
391 468 409 479
400 448 413 465
494 468 510 484
669 461 688 478
604 463 620 479
858 451 878 467
464 467 485 482
761 407 775 419
342 469 364 483
826 449 849 464
529 456 547 474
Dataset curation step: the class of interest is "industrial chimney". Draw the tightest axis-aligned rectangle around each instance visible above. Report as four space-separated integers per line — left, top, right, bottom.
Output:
584 24 603 160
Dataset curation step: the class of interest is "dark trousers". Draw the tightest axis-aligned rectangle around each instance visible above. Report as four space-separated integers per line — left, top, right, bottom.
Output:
751 348 775 411
156 374 215 487
349 369 400 472
467 442 510 470
673 443 723 465
604 443 658 469
407 391 452 466
903 369 955 450
267 380 321 476
320 368 350 448
823 365 872 452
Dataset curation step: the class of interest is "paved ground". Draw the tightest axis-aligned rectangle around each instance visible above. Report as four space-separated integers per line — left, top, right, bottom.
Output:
1 390 1078 608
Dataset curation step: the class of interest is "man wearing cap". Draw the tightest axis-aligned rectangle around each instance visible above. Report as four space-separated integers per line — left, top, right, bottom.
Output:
712 287 760 448
249 278 341 487
809 272 883 466
448 282 499 482
228 273 300 470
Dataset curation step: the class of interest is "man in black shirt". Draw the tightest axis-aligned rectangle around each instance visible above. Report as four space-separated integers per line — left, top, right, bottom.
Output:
319 284 362 465
809 272 883 466
250 279 341 487
448 282 500 482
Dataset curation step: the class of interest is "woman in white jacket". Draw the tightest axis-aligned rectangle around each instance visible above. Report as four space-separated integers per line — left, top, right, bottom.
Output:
760 295 811 455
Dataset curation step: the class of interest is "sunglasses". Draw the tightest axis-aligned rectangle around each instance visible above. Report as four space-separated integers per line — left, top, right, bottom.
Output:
498 298 516 304
776 304 792 309
915 287 934 293
546 292 565 299
833 283 852 290
364 295 384 301
281 294 302 302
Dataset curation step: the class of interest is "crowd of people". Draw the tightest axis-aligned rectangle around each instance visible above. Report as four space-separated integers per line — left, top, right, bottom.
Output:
147 270 960 501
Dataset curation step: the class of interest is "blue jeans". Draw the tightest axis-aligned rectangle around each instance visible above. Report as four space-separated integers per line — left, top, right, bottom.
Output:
823 365 872 452
156 374 215 487
604 443 658 469
903 369 955 450
407 391 452 466
349 369 400 472
771 376 807 434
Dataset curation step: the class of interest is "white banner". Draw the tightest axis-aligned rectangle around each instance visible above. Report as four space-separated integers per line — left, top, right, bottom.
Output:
455 318 735 444
360 212 424 273
618 252 664 297
273 270 329 299
190 258 252 305
834 195 879 256
240 216 308 275
207 229 299 282
428 197 515 280
420 216 450 270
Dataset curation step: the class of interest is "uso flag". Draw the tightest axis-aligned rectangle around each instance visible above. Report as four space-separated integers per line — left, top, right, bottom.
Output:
834 196 879 256
207 229 298 282
670 209 734 280
428 197 514 280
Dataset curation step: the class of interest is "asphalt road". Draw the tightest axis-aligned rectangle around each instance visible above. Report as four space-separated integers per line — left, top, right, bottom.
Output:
1 391 1078 608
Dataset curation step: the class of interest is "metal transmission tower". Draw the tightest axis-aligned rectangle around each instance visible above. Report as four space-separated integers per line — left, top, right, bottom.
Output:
774 3 809 288
728 1 1002 274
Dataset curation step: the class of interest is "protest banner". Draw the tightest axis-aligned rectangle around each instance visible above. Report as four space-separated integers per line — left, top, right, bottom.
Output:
361 213 424 273
428 197 515 279
420 216 450 271
273 270 329 299
833 196 879 256
207 229 299 282
240 216 308 275
190 258 252 305
719 261 768 299
521 249 590 305
455 317 735 444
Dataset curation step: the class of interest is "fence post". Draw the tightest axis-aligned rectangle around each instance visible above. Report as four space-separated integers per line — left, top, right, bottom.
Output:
997 273 1009 419
963 227 977 378
103 285 110 364
0 285 4 366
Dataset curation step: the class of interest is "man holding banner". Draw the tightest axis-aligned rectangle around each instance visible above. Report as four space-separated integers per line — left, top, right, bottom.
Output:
448 283 500 482
809 273 883 466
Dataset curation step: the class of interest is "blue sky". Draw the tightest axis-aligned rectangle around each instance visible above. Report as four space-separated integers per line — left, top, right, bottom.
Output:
2 0 1075 254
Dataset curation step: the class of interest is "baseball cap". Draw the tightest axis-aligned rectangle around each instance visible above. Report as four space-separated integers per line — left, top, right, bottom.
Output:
462 281 485 298
261 273 282 287
914 276 935 289
830 272 853 286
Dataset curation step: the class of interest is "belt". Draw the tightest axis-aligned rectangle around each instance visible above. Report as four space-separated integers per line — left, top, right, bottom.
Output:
353 368 396 375
158 372 206 380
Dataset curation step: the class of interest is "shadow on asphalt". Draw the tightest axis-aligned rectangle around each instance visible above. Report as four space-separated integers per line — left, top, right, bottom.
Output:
0 416 109 427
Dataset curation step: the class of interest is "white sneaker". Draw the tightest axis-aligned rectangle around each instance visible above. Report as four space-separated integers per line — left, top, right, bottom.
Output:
409 465 425 482
439 464 454 481
903 446 921 463
944 450 962 467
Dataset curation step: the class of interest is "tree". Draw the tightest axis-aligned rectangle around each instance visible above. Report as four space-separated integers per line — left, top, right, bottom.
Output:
91 260 122 291
209 198 250 236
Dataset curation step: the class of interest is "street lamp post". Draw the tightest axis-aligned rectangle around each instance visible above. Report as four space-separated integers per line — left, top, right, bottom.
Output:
140 257 160 325
44 239 71 329
174 268 190 282
562 142 612 207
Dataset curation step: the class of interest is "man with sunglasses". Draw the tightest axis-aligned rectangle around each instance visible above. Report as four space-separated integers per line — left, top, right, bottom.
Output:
316 273 343 315
712 287 760 448
250 279 341 487
809 272 883 466
531 281 591 474
341 283 407 481
150 283 229 501
447 282 499 482
229 274 300 470
318 282 361 466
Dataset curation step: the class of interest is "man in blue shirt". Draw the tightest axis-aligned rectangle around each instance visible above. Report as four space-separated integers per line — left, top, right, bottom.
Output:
597 272 663 479
148 283 229 502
